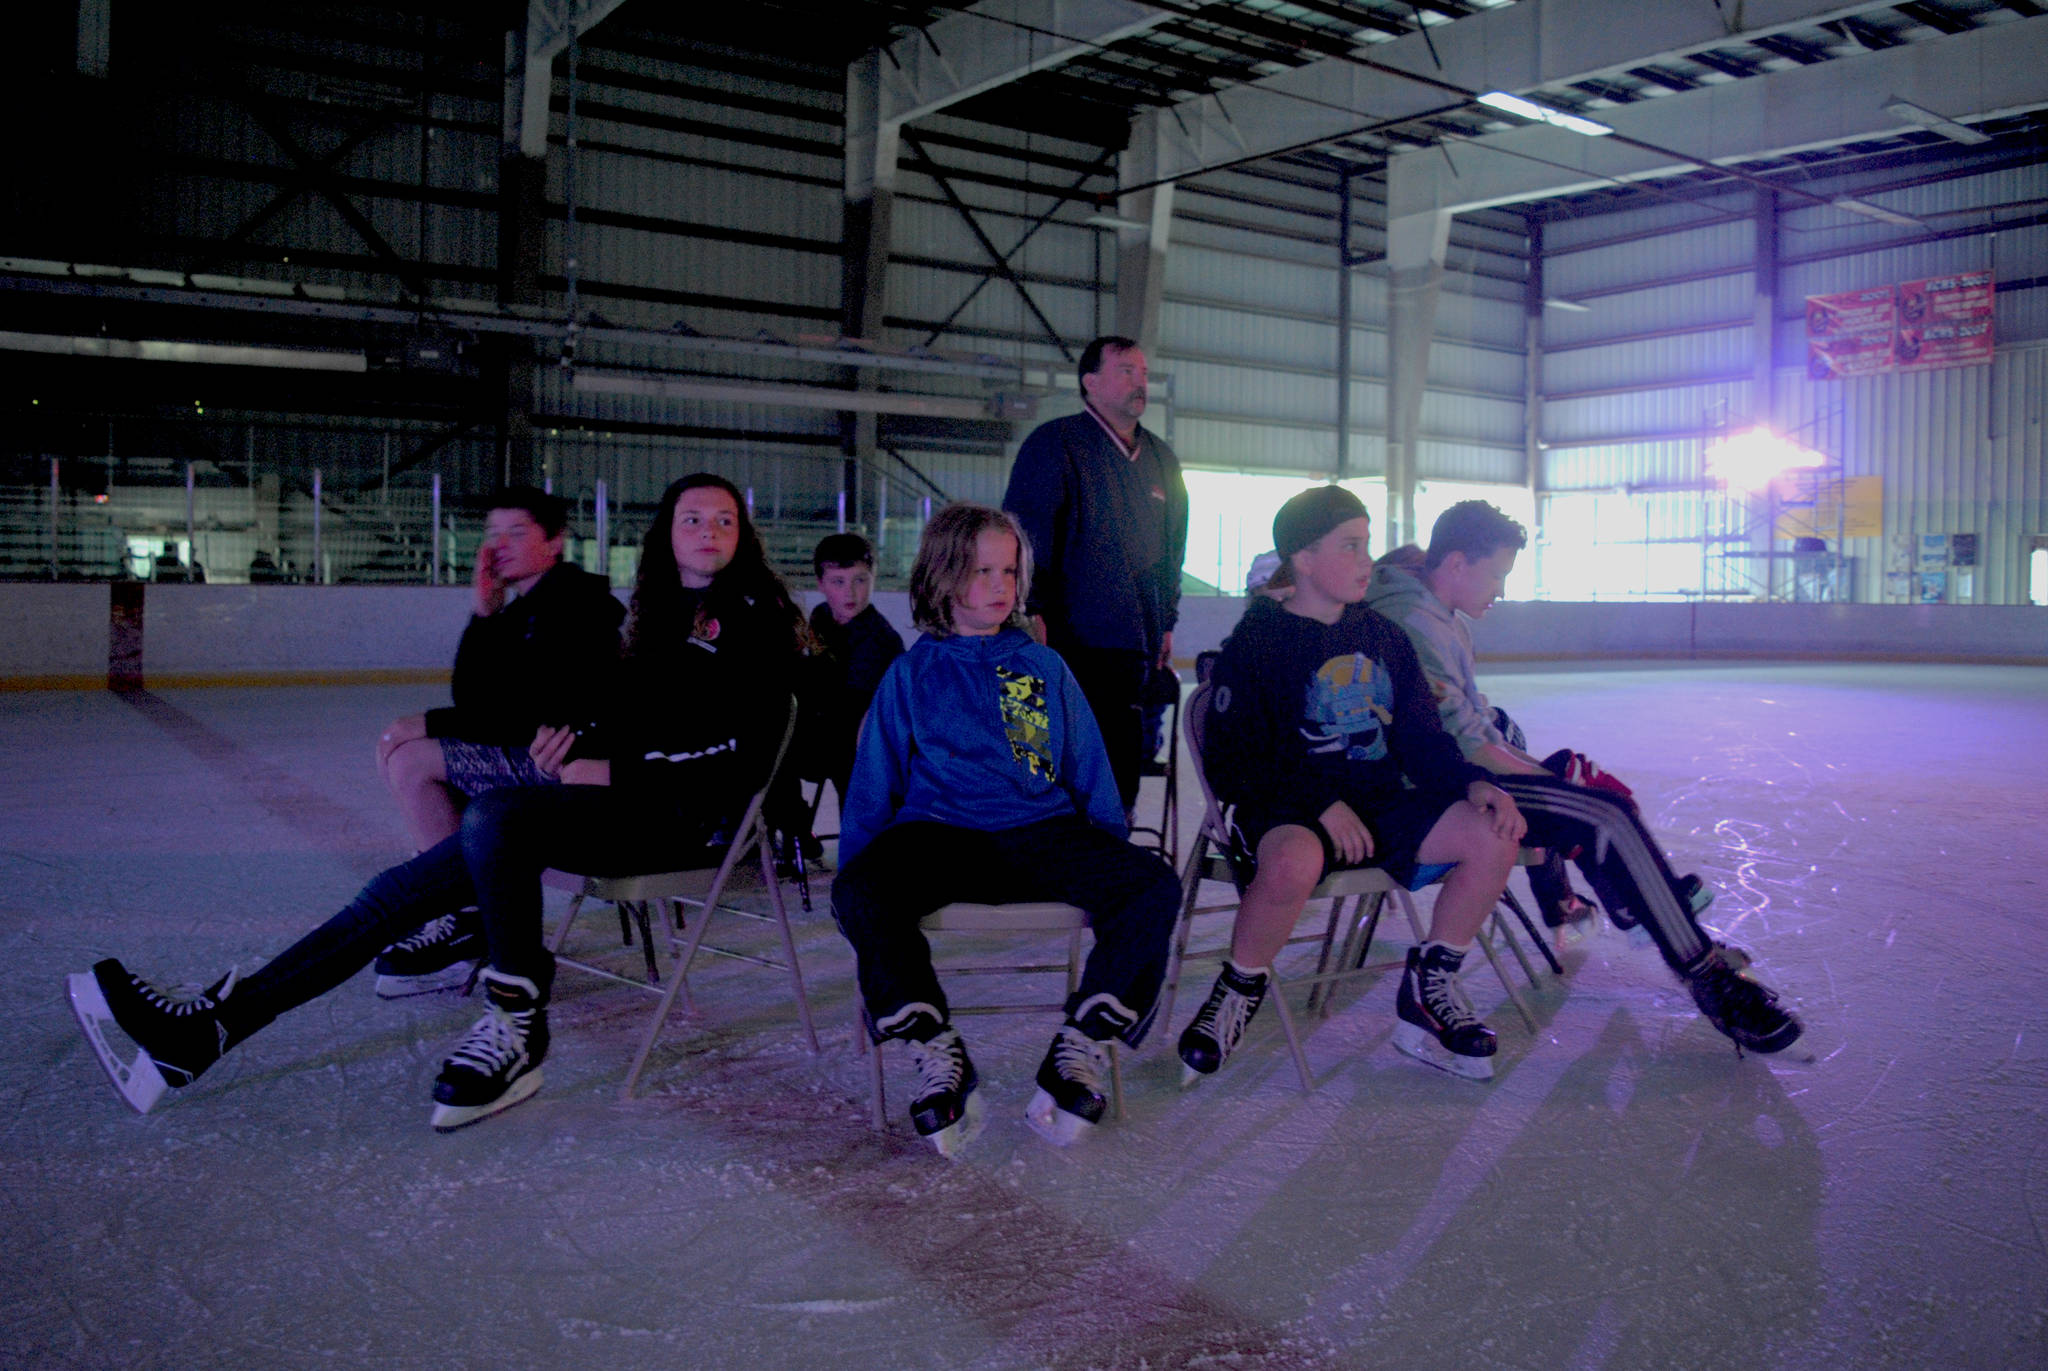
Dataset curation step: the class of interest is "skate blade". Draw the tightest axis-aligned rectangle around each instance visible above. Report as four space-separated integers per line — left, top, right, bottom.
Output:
922 1088 985 1160
66 972 169 1114
1179 1059 1212 1090
1391 1021 1495 1082
375 960 482 999
430 1070 543 1132
1023 1088 1101 1147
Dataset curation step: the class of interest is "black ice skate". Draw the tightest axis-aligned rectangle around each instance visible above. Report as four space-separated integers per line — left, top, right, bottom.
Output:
1683 945 1802 1055
1673 873 1715 916
374 910 484 998
1393 944 1497 1081
1177 960 1269 1085
430 968 548 1131
906 1025 983 1159
1025 1024 1111 1145
67 959 240 1114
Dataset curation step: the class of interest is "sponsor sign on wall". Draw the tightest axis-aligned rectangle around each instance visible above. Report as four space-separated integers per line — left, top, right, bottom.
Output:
1805 273 1993 379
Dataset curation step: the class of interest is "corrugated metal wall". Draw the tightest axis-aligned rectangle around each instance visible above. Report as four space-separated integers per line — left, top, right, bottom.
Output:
1536 153 2048 604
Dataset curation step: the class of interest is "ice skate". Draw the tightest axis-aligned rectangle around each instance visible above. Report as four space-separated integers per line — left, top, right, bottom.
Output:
906 1026 982 1159
67 959 239 1114
430 968 548 1131
1673 873 1715 916
1177 960 1268 1086
1392 944 1496 1081
1683 945 1801 1055
374 910 484 998
1025 1024 1110 1145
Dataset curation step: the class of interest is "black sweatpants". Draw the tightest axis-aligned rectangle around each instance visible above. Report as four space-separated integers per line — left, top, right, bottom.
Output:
830 815 1180 1047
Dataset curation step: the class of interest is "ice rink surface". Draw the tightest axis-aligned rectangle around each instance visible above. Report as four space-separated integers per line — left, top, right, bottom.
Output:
3 662 2044 1371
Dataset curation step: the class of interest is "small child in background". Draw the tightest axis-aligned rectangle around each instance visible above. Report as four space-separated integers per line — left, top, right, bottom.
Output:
830 503 1180 1157
806 532 906 818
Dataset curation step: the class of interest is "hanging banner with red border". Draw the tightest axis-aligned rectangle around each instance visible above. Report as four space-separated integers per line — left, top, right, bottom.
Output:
1805 272 1993 379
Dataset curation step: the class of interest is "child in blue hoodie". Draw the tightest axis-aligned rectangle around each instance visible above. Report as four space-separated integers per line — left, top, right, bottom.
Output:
831 502 1180 1156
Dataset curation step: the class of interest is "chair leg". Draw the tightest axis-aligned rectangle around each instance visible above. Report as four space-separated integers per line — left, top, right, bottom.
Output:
1305 895 1346 1014
1490 906 1543 988
1108 1042 1124 1121
633 902 659 985
1265 970 1317 1092
1155 834 1210 1038
761 844 820 1054
859 1005 887 1133
1499 889 1564 976
548 892 588 955
1472 922 1539 1033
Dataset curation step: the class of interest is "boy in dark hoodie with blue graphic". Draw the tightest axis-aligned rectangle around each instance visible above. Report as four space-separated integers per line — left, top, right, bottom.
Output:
831 503 1180 1157
1179 485 1527 1084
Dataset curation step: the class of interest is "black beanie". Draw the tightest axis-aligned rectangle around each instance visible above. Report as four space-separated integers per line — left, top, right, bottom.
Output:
1273 485 1369 560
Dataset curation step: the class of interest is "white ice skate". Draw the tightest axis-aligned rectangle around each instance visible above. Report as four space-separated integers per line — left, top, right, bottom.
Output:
924 1085 987 1160
68 970 169 1114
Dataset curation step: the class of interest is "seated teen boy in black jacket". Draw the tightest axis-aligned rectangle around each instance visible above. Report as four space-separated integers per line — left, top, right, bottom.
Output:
1179 485 1525 1082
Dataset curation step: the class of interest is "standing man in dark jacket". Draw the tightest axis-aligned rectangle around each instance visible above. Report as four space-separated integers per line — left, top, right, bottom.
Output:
1003 335 1188 811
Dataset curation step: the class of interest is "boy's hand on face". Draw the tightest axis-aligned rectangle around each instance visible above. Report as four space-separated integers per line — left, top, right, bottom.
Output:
1468 782 1527 842
1318 799 1375 865
473 544 507 617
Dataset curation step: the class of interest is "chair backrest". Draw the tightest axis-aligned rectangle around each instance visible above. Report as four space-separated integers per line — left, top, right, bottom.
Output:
1180 681 1234 850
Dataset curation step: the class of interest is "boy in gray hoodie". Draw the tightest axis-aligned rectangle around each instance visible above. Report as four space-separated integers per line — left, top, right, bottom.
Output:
1364 501 1802 1056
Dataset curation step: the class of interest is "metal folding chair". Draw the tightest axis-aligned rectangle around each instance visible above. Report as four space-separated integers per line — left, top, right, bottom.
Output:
544 698 820 1097
1160 680 1543 1092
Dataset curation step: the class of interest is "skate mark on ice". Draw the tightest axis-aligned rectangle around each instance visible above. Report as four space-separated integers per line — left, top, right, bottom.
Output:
115 690 389 873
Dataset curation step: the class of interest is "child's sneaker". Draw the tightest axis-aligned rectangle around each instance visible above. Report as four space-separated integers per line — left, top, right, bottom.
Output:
1177 960 1269 1084
906 1025 982 1159
1025 1024 1110 1145
374 911 483 998
68 959 240 1113
430 969 548 1131
1682 945 1801 1054
1393 944 1497 1081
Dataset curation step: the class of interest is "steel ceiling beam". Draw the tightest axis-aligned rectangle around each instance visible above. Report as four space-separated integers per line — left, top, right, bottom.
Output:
516 0 629 158
1386 15 2048 216
1137 0 1911 189
873 0 1174 128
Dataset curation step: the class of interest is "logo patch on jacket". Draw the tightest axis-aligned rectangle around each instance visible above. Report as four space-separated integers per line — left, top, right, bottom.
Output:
995 665 1056 781
1303 651 1393 762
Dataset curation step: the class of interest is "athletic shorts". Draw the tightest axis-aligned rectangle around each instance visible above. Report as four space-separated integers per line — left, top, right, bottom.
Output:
438 739 552 798
1232 791 1458 890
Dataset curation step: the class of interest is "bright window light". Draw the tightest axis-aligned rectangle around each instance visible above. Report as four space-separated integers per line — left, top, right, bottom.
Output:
2031 548 2048 606
1477 90 1613 137
1704 428 1825 492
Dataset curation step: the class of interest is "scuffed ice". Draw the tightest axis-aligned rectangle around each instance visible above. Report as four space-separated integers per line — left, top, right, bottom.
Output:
2 665 2043 1369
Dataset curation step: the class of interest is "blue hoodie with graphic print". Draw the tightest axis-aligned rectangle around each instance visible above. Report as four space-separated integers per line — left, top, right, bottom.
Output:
838 627 1126 867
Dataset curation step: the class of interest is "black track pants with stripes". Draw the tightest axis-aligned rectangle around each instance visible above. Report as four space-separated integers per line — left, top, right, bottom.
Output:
1491 773 1710 972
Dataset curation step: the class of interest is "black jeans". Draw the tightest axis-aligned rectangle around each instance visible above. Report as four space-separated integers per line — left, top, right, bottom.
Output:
1055 642 1151 812
224 786 716 1040
829 816 1181 1047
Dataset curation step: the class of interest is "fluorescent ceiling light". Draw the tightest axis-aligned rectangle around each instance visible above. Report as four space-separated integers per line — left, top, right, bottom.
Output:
1832 196 1926 229
1543 297 1592 313
1882 97 1991 146
1477 90 1613 137
1082 213 1151 231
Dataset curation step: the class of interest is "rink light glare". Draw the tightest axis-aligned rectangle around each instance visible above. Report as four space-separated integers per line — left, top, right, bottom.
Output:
1705 428 1824 490
1477 91 1614 137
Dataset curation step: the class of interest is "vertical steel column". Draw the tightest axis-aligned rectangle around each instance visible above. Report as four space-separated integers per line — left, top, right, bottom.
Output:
185 462 197 569
48 457 60 581
1753 188 1783 600
430 474 443 585
1336 171 1353 481
1524 218 1545 552
312 469 324 584
594 478 609 578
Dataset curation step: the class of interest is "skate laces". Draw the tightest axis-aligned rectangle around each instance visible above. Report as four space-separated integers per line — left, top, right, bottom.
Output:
1418 958 1480 1029
910 1029 969 1099
1048 1026 1108 1090
128 967 236 1015
395 914 460 952
446 1005 527 1075
1189 980 1257 1056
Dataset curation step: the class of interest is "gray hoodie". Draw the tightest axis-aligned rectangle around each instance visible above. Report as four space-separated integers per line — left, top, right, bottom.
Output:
1363 559 1505 758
